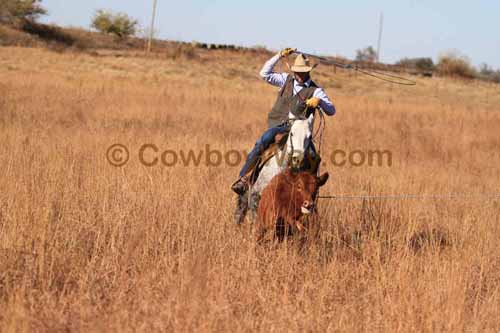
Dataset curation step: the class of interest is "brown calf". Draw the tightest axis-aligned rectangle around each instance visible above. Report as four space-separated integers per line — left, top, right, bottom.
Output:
256 169 329 242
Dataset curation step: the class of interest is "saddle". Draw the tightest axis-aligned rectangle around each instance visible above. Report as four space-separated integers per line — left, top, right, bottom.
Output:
245 132 321 184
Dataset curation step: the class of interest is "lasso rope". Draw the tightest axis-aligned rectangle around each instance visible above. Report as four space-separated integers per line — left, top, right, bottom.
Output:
297 51 417 86
318 194 500 201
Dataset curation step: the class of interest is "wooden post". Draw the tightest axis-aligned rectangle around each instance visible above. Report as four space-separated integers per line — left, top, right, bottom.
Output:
147 0 158 53
376 12 383 63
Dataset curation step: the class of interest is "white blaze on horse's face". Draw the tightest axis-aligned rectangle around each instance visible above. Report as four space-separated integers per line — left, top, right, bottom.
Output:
251 118 313 195
286 118 312 168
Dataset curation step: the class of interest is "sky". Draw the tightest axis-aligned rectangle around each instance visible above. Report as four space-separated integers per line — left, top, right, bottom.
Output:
40 0 500 68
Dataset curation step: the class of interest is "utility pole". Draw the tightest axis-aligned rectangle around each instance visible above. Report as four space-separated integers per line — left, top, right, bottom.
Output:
376 12 384 63
147 0 158 53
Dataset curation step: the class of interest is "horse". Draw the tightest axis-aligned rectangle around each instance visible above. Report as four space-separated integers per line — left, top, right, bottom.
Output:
234 116 316 225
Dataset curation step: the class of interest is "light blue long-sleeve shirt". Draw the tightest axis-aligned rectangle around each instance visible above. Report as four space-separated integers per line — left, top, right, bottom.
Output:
259 53 336 121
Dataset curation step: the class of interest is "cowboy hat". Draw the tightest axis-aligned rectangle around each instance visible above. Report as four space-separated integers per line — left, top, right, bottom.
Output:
291 54 317 72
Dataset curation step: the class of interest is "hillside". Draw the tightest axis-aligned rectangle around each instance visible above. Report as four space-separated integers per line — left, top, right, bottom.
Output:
0 22 263 54
1 32 500 331
0 22 441 76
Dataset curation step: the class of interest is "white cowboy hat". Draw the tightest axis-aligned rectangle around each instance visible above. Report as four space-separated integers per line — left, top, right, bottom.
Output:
291 54 317 72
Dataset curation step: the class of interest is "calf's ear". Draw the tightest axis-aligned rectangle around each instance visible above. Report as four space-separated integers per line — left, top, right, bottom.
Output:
316 172 329 187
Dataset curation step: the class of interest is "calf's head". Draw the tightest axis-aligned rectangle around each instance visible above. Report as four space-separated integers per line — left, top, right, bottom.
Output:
285 170 329 215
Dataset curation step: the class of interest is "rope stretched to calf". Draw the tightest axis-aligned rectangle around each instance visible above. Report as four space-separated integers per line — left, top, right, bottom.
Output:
317 194 500 201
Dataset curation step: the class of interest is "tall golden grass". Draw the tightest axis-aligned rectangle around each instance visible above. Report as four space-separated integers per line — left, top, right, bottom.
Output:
1 46 499 331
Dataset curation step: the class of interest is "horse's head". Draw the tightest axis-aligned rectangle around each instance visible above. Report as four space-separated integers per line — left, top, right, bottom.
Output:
286 118 313 168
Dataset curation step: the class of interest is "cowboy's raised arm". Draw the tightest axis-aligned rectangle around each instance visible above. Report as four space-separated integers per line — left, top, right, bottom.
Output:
259 50 292 88
312 88 336 116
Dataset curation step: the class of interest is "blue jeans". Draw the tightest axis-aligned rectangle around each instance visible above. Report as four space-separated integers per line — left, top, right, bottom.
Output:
239 124 289 178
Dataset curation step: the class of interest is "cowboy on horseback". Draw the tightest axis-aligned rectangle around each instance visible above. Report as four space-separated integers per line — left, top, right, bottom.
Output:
231 48 336 195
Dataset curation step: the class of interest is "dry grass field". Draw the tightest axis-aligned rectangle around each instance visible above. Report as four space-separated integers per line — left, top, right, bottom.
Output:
1 45 500 332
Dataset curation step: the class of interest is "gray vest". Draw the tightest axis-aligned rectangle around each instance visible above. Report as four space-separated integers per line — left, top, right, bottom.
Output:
267 75 318 128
